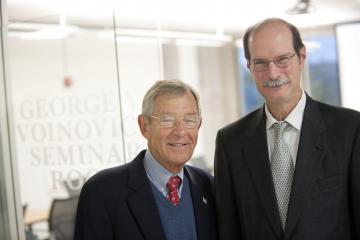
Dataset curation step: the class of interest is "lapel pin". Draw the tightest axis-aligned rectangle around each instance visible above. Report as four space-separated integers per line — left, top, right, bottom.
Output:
202 196 207 205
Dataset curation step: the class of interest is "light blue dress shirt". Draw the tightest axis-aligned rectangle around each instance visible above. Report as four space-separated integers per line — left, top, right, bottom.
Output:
143 150 184 198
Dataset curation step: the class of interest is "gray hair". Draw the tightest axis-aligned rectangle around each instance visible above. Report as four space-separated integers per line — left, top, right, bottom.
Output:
141 80 201 119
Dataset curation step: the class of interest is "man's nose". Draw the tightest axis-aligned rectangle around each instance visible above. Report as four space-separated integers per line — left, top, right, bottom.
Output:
268 61 281 79
172 120 187 134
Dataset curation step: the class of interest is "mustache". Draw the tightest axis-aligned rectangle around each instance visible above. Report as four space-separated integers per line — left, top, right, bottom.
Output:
263 78 289 88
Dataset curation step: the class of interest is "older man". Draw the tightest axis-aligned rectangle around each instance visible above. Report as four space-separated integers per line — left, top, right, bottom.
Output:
214 18 360 240
75 80 217 240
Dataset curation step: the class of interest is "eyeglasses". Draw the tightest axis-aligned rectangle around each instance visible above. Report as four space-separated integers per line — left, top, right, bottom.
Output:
251 53 297 72
151 114 202 129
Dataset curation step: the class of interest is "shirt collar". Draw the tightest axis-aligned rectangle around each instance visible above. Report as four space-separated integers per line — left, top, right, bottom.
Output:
265 90 306 130
143 149 184 192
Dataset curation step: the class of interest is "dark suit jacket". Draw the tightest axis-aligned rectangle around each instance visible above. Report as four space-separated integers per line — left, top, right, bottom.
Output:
214 95 360 240
74 150 217 240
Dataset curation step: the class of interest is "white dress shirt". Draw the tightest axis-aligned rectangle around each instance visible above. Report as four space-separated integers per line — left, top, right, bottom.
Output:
265 91 306 166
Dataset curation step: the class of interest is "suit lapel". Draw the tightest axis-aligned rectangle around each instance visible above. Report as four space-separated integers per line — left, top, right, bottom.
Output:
284 96 327 239
126 151 166 240
185 167 211 240
243 107 283 239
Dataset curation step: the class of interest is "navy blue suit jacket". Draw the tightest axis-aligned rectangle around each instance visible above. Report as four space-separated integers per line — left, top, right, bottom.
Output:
74 150 217 240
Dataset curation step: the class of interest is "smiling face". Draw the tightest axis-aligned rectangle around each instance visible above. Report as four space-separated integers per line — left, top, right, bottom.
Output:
138 91 201 173
248 21 305 110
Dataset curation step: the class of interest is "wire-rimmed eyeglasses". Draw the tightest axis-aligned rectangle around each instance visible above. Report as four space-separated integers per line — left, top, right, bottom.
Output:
251 53 297 72
151 114 202 128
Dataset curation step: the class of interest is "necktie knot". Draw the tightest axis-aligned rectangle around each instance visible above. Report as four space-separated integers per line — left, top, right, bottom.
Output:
166 176 182 206
273 121 289 139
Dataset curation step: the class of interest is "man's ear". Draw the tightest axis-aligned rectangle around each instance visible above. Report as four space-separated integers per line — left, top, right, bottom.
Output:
300 46 306 62
299 46 307 70
198 118 202 129
138 115 149 139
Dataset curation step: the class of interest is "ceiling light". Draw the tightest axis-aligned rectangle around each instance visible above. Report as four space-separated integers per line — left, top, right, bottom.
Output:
286 0 315 14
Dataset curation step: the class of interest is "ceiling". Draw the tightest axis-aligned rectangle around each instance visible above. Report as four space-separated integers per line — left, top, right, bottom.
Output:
5 0 360 35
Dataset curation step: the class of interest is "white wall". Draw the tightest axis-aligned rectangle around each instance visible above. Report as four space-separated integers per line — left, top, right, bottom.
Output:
336 22 360 111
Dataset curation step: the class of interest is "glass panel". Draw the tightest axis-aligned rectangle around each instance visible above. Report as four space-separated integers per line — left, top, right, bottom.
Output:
237 47 263 116
4 1 239 238
112 14 162 161
305 35 341 106
6 4 121 238
336 22 360 111
1 2 25 239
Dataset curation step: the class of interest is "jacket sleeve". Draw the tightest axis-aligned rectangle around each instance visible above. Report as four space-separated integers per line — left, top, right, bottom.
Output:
350 127 360 238
73 180 113 240
214 130 242 239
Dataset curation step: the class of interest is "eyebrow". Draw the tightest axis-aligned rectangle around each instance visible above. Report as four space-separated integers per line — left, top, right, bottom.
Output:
252 53 293 61
156 113 198 116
